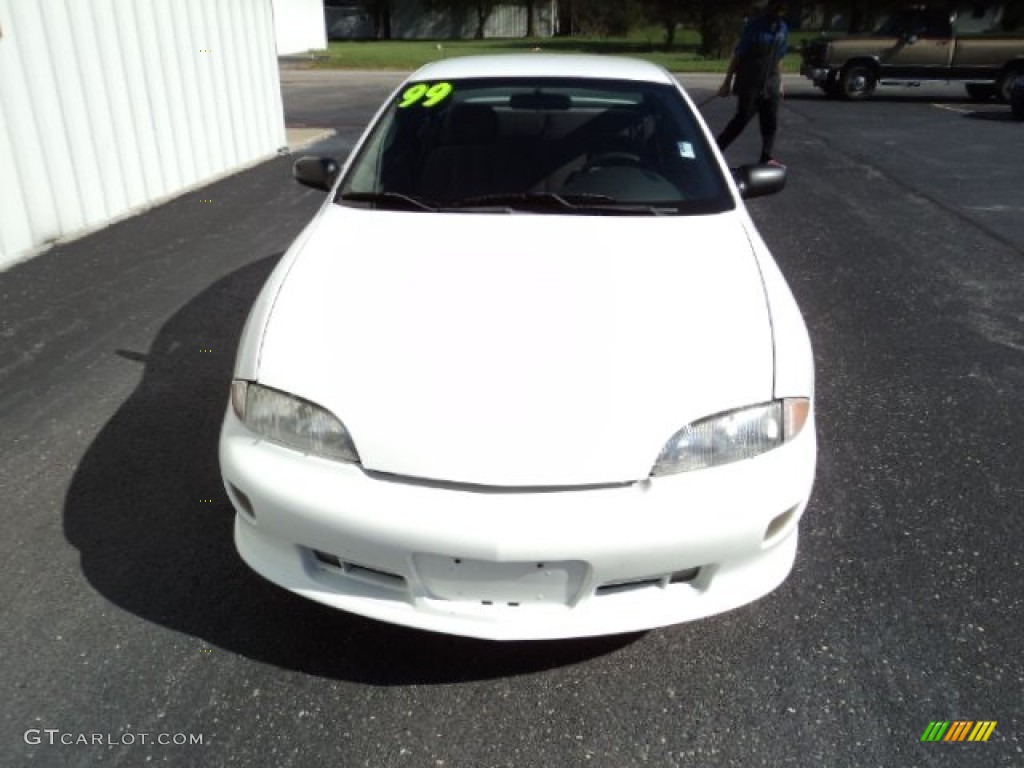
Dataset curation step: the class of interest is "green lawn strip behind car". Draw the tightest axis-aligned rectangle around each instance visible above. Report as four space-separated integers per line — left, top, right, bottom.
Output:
306 30 815 73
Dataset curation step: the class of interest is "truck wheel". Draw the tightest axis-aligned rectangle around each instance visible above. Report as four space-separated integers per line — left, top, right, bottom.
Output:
1012 78 1024 119
996 67 1023 103
823 73 843 98
841 65 876 100
965 84 996 101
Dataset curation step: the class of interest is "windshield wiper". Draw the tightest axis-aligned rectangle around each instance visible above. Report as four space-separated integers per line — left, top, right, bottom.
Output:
339 191 437 211
342 191 671 215
449 192 670 215
449 192 617 210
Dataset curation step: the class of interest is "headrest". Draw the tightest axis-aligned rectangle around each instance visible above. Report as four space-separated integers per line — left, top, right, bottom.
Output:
443 103 499 144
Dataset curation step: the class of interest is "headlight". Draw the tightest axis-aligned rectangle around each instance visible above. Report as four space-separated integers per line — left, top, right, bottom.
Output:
652 398 809 476
230 380 360 464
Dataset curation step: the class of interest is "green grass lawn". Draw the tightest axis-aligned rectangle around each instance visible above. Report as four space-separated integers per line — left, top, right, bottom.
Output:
306 29 815 73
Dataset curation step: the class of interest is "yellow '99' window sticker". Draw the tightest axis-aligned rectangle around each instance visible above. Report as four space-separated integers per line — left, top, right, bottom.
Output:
398 82 454 108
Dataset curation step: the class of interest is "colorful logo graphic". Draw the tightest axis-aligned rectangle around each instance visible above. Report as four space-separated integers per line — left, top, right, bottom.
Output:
920 721 997 742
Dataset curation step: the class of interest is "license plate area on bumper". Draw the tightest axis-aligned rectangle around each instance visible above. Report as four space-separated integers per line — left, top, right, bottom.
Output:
413 554 588 606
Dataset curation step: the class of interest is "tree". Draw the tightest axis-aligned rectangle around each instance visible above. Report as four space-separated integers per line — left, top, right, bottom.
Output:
695 0 747 59
570 0 640 36
640 0 688 47
368 0 392 39
469 0 499 37
423 0 500 38
636 0 747 58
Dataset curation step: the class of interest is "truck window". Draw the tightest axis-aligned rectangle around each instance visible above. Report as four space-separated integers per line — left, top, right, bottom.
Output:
914 10 953 38
875 10 951 39
876 11 915 36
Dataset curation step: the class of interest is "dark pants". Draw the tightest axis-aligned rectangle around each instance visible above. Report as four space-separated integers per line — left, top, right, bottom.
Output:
716 88 779 163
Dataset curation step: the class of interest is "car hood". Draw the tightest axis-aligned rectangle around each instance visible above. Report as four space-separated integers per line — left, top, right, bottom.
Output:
255 205 774 486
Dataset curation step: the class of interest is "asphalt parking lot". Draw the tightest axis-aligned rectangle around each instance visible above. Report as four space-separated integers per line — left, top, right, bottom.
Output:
1 70 1021 767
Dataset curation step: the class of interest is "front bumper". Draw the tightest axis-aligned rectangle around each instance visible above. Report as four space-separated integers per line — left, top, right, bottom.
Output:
801 63 834 85
219 408 817 640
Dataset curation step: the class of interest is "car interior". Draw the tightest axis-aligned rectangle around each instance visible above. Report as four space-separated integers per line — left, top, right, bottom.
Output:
357 82 729 210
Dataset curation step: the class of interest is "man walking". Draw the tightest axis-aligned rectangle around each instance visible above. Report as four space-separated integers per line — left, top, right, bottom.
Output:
716 0 789 165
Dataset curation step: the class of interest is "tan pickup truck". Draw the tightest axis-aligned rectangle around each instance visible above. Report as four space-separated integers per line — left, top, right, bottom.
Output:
801 8 1024 100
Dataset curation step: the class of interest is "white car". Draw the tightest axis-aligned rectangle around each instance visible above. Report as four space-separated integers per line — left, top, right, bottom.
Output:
219 54 816 640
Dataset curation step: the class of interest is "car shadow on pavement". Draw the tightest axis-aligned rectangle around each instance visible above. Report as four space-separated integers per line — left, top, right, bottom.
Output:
63 256 639 685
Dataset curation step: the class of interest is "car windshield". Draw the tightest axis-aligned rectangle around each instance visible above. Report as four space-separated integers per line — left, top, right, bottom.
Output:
337 77 734 215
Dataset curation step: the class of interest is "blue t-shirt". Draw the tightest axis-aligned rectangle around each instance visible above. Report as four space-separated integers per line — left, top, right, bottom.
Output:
734 14 788 96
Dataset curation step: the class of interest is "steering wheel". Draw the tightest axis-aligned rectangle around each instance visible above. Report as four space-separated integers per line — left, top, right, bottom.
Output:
582 151 645 173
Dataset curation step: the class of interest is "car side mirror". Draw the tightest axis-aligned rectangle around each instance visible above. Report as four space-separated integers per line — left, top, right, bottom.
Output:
902 32 919 44
732 163 787 200
293 156 340 191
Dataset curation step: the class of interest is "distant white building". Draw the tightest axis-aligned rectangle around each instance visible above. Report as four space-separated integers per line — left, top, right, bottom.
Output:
391 0 556 39
324 1 377 40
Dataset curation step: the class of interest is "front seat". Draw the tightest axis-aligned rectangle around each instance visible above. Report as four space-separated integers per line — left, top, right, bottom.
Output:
418 103 503 202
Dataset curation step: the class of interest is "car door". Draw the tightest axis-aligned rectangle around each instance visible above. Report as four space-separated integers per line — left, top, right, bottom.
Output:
879 10 954 79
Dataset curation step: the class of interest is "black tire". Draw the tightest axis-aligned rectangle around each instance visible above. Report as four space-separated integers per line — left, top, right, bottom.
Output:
1012 84 1024 120
840 65 876 100
823 73 843 99
965 83 996 101
996 66 1023 103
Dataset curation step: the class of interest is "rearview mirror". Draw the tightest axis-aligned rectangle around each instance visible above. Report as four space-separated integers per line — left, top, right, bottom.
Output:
293 156 340 191
732 163 787 199
509 92 571 110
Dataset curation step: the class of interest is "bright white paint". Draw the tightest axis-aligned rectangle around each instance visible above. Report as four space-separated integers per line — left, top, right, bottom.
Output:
416 53 680 83
0 0 287 270
219 55 817 639
256 209 775 486
270 0 326 55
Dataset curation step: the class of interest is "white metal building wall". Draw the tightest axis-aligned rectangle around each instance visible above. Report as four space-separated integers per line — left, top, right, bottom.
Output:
0 0 287 270
271 0 326 54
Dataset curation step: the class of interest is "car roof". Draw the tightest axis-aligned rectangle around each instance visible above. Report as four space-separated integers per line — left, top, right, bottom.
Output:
409 54 678 86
